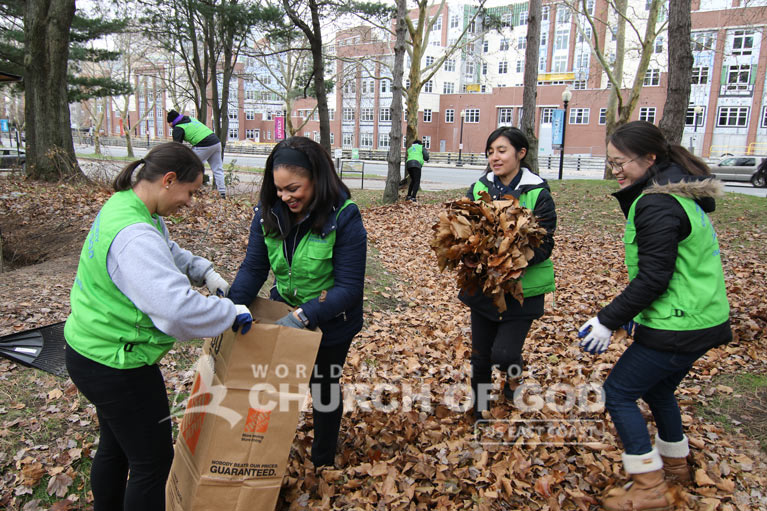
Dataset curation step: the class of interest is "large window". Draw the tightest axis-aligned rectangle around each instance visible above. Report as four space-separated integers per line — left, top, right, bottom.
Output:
379 108 392 122
519 10 528 25
425 56 434 66
498 107 513 124
639 107 656 123
464 108 480 123
498 61 508 74
360 108 374 122
245 110 255 120
599 108 607 125
725 64 752 91
556 6 571 24
717 106 749 127
342 132 353 148
424 80 433 93
422 135 431 149
553 55 567 72
445 59 455 72
445 109 455 123
685 107 706 127
554 27 570 50
228 127 239 140
380 79 390 93
360 133 373 148
691 67 709 85
450 13 459 28
541 108 553 124
443 81 455 94
732 29 754 56
500 38 510 51
569 108 590 124
644 69 661 86
423 109 432 122
691 31 715 52
342 107 355 122
518 36 527 49
378 132 390 148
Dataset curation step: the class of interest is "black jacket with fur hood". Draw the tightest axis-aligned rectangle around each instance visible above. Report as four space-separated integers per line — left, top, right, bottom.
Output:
597 160 732 353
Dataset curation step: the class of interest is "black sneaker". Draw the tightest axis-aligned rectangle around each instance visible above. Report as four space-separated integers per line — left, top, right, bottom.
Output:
219 191 226 199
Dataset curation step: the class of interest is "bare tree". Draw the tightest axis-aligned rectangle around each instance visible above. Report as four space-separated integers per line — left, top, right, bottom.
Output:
658 0 692 144
383 0 407 203
520 0 542 174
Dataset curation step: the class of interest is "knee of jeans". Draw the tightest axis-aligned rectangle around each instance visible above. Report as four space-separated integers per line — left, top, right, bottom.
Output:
603 377 630 411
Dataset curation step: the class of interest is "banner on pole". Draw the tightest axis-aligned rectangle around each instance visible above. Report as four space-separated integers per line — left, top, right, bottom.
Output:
552 109 565 148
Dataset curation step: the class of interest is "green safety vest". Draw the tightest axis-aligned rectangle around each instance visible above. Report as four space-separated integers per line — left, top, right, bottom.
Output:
64 190 176 369
263 200 354 307
407 144 425 165
624 193 729 330
472 181 556 297
177 118 214 146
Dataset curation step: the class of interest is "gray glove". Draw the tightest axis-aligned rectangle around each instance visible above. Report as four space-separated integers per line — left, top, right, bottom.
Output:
275 312 305 329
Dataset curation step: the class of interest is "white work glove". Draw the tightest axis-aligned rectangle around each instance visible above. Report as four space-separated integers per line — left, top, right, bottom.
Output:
232 304 253 334
578 317 614 354
204 268 230 297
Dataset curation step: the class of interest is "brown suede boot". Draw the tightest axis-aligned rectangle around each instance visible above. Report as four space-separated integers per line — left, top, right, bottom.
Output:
603 449 671 511
655 434 692 484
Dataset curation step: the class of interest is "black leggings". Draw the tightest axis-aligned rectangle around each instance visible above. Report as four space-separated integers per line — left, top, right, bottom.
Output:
470 310 534 410
65 346 173 511
406 166 422 199
309 338 352 467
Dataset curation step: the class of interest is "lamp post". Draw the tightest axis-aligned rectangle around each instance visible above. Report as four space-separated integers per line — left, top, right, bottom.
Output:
456 110 465 167
692 105 704 155
558 88 572 180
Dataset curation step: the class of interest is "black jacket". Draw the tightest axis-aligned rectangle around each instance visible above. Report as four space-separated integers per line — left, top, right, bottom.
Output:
598 161 732 352
459 168 557 321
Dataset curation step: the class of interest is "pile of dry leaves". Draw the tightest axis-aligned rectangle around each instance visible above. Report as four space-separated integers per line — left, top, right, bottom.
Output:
431 192 547 311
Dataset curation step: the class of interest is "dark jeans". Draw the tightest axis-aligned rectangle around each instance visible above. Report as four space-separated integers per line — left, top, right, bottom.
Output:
603 342 707 455
470 310 533 410
65 346 173 511
406 166 421 199
309 338 353 466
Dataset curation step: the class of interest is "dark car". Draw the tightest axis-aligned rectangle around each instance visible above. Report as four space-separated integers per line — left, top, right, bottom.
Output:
0 148 25 171
711 155 767 187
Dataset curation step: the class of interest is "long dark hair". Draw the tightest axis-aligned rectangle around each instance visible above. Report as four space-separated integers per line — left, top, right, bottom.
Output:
484 126 531 174
609 121 709 176
260 136 350 237
113 142 203 191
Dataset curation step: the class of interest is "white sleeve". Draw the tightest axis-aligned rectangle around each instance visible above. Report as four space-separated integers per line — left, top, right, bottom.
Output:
107 224 235 341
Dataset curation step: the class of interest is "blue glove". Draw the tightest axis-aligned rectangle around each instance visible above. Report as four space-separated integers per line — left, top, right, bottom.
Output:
275 312 305 329
623 320 636 336
578 317 613 354
232 304 252 335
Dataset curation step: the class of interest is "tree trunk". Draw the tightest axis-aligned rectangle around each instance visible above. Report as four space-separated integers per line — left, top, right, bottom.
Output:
658 0 692 145
24 0 82 181
309 0 330 153
384 0 408 204
126 129 134 157
603 0 628 178
521 0 542 174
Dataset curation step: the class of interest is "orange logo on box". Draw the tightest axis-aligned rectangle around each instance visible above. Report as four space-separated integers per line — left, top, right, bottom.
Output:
244 408 271 434
180 374 210 455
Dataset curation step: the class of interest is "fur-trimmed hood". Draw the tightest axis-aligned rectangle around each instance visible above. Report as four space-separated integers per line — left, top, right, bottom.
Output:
613 161 720 216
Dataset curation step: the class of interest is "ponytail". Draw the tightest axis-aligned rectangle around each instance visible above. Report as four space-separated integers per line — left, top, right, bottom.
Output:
668 144 710 176
112 144 203 192
113 160 144 191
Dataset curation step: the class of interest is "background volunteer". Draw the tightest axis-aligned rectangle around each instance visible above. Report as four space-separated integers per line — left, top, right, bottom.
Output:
167 109 227 198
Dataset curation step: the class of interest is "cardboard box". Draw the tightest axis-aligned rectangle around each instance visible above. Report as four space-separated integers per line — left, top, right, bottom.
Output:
166 298 322 511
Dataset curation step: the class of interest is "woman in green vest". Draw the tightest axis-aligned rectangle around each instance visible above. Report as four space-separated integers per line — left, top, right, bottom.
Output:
229 136 367 468
64 142 252 511
461 126 557 421
578 121 731 511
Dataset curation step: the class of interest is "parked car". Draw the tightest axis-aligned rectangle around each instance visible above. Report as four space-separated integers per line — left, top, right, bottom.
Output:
0 148 25 171
711 155 767 187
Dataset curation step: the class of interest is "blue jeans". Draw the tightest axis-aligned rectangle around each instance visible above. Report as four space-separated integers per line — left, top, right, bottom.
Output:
603 342 707 455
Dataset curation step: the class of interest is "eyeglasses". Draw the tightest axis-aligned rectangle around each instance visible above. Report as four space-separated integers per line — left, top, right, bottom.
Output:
606 156 639 172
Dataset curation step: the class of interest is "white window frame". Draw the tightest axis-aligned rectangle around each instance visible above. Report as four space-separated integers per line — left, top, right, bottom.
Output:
716 106 749 127
465 108 480 123
569 108 590 124
639 107 656 123
423 108 432 122
498 107 513 125
445 109 455 123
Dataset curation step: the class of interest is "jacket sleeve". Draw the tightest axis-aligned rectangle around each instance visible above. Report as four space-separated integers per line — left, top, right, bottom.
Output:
229 208 271 307
465 183 476 199
528 188 556 266
299 204 367 327
598 194 689 330
172 126 185 143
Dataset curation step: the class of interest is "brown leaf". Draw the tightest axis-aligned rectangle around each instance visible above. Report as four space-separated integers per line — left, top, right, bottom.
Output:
47 472 73 497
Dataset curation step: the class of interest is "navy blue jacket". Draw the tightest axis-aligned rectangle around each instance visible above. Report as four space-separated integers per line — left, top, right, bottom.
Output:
229 195 367 347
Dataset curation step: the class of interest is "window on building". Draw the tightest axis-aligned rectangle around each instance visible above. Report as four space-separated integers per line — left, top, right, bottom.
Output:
726 64 752 91
540 31 548 46
228 127 239 139
573 80 586 89
516 60 523 73
554 27 570 50
586 0 595 14
599 108 607 125
498 107 513 124
498 61 508 74
556 6 571 24
483 40 488 52
379 108 392 122
245 110 255 120
450 13 460 28
643 69 661 86
655 36 664 54
342 132 353 147
267 129 271 140
517 36 527 49
691 31 715 51
424 80 433 93
502 13 512 28
639 107 656 123
500 38 510 51
426 56 434 66
381 79 390 93
685 107 706 127
469 20 476 33
445 109 455 123
542 6 550 21
575 52 589 70
541 108 554 124
422 135 431 149
539 56 546 72
360 108 374 122
569 108 590 124
328 109 335 121
228 110 238 120
343 107 355 122
443 81 455 94
360 132 373 148
732 29 754 56
466 61 475 76
375 132 388 148
423 108 432 122
465 108 480 123
691 66 709 85
445 59 456 72
432 15 442 31
482 62 487 75
578 26 592 43
246 129 255 139
717 106 749 127
519 10 528 25
761 106 767 128
330 132 334 145
553 55 567 72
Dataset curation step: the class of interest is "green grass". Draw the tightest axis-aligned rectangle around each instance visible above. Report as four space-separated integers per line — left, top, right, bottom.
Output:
363 245 405 316
697 373 767 451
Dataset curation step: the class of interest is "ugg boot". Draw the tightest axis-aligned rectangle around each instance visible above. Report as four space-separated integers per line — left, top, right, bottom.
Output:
603 448 672 511
655 433 692 484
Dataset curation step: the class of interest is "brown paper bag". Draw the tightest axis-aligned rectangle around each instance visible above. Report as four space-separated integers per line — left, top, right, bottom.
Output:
166 297 322 511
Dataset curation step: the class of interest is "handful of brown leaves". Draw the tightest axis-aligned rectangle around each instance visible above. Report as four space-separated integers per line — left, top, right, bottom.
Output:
430 191 547 312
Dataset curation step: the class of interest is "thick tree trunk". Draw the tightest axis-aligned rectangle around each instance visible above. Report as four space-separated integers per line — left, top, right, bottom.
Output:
384 0 408 204
24 0 82 181
658 0 692 145
521 0 542 174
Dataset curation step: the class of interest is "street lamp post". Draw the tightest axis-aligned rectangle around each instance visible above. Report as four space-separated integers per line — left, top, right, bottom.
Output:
456 110 465 167
692 105 704 155
558 88 572 180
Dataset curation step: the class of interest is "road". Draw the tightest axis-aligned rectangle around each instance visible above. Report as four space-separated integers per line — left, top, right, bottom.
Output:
76 143 767 197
